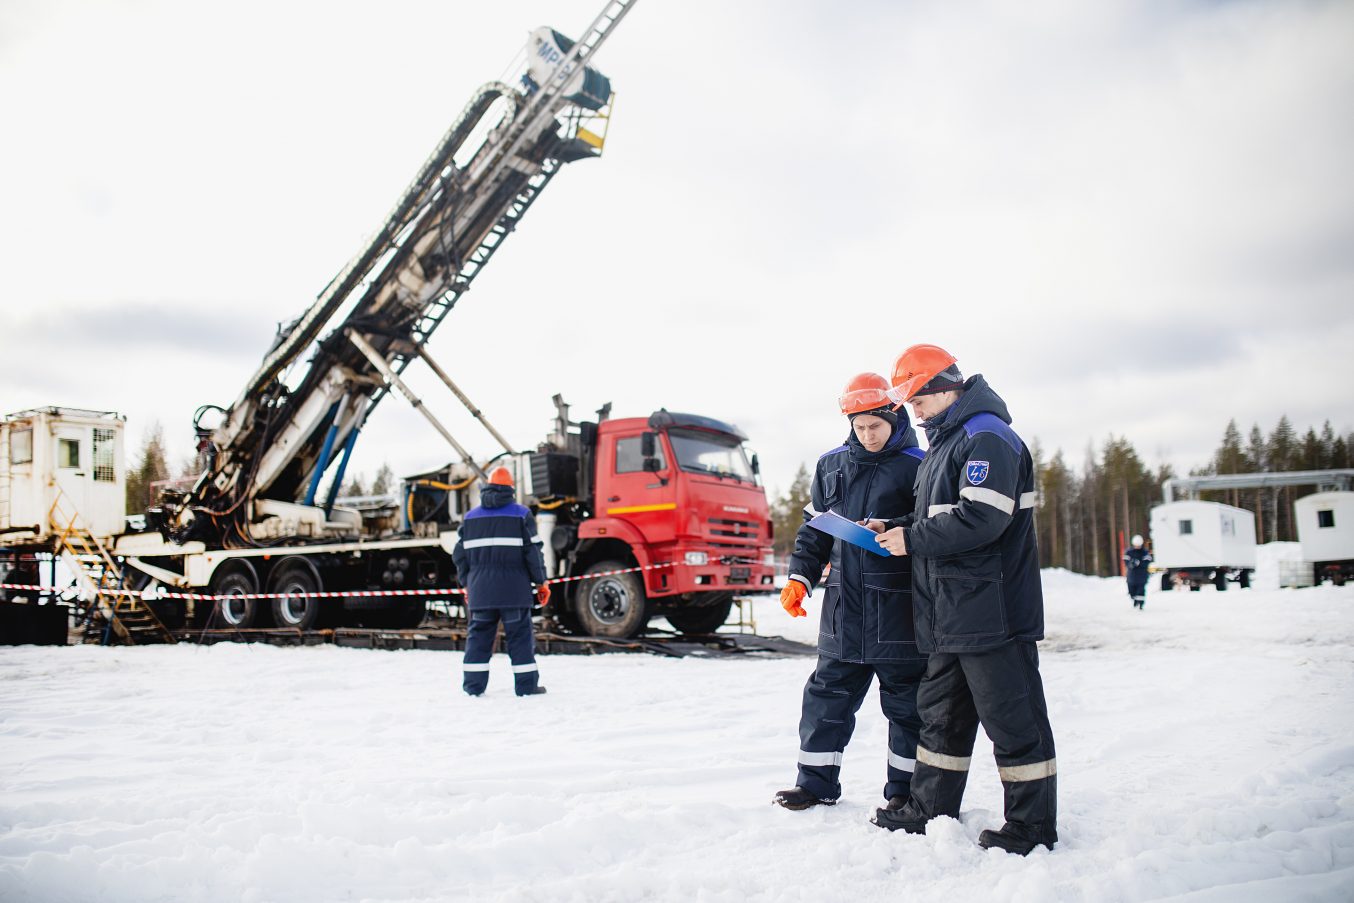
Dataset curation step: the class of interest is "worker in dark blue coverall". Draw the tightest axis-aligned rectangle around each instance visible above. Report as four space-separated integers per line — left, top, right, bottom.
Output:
867 345 1058 856
773 372 928 814
1124 534 1152 609
452 467 551 697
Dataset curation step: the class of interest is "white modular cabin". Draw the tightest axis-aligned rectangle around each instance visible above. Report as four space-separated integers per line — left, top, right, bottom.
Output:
1149 500 1257 570
1 408 126 547
1295 491 1354 565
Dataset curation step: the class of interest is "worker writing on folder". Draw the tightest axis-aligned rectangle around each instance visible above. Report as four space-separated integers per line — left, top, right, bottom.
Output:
772 372 928 819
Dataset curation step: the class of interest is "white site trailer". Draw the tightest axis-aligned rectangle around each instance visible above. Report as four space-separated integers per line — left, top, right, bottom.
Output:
1 407 127 547
1150 500 1257 591
1295 491 1354 585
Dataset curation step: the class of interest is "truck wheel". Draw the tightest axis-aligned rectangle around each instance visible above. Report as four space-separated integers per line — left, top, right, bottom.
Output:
1213 570 1228 592
268 558 326 630
665 597 734 635
1161 573 1172 592
206 561 262 628
575 560 648 638
1239 570 1251 589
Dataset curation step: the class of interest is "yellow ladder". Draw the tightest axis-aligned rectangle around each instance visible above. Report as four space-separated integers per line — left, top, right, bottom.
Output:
48 488 175 645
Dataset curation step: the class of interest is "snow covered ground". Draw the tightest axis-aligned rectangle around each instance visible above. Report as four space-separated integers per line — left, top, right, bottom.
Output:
3 572 1353 902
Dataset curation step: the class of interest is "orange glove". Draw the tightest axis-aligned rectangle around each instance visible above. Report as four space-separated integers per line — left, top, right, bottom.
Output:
780 580 807 617
536 584 551 607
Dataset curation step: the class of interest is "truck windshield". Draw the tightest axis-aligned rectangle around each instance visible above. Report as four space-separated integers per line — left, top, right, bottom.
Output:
668 429 755 483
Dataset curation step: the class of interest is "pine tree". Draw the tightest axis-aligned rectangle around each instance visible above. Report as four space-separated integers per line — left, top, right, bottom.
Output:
125 422 171 515
1268 416 1297 539
371 463 395 495
770 463 812 559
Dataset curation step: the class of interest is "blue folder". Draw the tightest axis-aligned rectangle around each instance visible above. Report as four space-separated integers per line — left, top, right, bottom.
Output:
807 511 892 557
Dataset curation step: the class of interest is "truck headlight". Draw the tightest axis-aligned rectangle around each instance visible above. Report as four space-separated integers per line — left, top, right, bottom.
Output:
762 551 775 567
684 551 708 566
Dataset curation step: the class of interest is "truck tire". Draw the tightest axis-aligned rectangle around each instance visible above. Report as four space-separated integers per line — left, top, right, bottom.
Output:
665 596 734 635
1213 570 1228 592
268 557 326 630
1239 569 1251 589
205 561 262 628
575 560 648 638
1161 573 1173 592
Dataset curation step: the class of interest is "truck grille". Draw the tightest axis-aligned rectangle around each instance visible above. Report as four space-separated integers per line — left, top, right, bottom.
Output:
707 517 759 538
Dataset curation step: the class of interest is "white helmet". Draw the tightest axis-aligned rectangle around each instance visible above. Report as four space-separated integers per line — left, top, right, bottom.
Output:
1131 534 1144 548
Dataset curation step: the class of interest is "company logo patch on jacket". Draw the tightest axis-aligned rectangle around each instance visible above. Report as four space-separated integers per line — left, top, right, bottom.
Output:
965 460 990 485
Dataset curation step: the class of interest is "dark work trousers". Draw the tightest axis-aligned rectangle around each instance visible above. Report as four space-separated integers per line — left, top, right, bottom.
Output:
1127 577 1147 608
904 641 1058 844
795 656 927 802
462 608 539 696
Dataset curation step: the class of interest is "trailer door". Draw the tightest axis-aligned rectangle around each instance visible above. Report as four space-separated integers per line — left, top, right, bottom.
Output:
51 423 91 526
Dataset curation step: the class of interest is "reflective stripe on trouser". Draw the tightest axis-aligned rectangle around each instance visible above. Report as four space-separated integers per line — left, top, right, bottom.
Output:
905 643 1057 844
462 607 539 696
794 655 926 802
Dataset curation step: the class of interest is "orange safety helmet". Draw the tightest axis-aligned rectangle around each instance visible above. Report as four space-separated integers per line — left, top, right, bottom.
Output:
888 344 960 404
487 466 514 486
838 372 894 416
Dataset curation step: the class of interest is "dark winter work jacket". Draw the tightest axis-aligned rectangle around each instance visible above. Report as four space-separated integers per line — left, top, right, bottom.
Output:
789 419 927 663
887 375 1044 654
452 483 548 610
1124 547 1153 590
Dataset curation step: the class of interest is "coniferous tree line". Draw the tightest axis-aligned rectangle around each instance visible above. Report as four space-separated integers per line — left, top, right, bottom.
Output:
769 417 1352 576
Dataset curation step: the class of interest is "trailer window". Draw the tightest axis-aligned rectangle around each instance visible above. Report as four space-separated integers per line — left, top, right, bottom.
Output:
615 436 665 474
668 428 755 483
1178 519 1192 536
58 438 81 469
9 428 32 465
93 429 116 482
1318 510 1335 529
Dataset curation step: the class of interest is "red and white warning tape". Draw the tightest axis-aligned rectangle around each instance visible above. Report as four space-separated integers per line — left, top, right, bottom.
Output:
0 562 674 602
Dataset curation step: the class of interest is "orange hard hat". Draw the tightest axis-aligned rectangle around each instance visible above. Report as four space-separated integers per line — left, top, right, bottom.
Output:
838 372 894 416
888 344 960 404
488 466 514 486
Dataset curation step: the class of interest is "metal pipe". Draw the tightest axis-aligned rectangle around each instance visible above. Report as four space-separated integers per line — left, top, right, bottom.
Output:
346 330 488 481
303 400 343 506
416 346 515 454
1161 469 1354 504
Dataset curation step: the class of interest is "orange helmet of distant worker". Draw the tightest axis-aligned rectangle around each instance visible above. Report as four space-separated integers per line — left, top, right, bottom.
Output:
488 467 514 486
838 372 894 416
888 344 962 404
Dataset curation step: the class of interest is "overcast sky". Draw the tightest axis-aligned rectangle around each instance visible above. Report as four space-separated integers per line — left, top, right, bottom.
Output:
2 0 1352 499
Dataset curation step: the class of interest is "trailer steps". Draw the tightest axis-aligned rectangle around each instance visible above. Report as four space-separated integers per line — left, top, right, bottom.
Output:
49 489 175 645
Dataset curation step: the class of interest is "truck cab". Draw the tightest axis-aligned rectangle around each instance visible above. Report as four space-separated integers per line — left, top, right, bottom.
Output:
537 409 775 637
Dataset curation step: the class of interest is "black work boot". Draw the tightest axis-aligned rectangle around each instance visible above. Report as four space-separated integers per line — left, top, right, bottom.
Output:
978 825 1054 855
773 786 835 810
870 799 928 833
517 686 548 696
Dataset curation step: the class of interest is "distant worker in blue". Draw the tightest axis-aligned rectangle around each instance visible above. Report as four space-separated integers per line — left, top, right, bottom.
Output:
868 344 1058 855
1124 534 1152 609
453 466 551 697
773 372 928 817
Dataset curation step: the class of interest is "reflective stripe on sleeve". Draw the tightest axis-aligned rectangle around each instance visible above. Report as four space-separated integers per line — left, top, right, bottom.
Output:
997 758 1057 782
529 534 544 545
798 750 844 767
803 502 821 517
959 485 1015 515
462 663 491 672
788 574 812 591
916 746 971 772
1019 492 1037 509
888 752 916 773
511 663 539 674
928 503 957 518
464 537 525 549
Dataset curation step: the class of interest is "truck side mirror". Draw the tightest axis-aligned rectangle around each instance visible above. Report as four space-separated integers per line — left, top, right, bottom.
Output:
640 432 656 457
750 453 761 476
643 456 663 473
